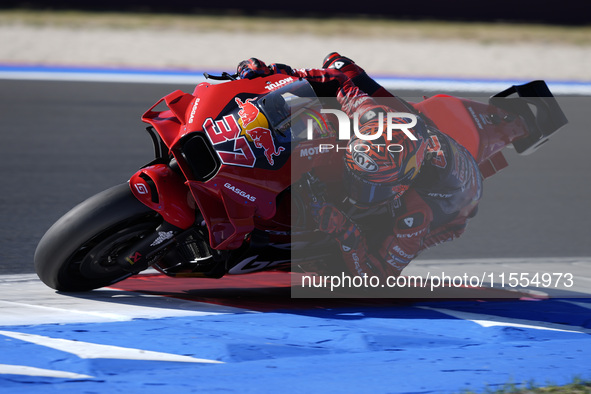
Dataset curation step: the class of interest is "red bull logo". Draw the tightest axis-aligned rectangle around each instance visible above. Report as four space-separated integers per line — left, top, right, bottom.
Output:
245 127 285 166
201 98 285 168
235 97 259 127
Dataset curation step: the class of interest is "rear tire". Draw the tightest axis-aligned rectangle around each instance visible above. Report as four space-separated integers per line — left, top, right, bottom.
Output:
34 183 161 291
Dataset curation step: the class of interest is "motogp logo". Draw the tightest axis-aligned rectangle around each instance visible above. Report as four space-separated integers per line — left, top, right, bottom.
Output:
308 110 418 141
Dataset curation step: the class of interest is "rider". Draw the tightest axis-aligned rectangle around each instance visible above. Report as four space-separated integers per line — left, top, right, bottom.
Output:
237 54 482 280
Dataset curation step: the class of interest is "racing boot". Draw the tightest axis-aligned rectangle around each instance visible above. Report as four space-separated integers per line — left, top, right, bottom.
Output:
322 52 364 77
322 52 393 98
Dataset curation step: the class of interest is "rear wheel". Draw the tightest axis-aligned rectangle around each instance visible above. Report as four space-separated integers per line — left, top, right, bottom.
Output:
34 184 161 291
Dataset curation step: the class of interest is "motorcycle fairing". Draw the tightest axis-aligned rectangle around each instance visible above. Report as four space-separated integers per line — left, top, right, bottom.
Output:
414 95 520 179
187 173 283 250
129 164 196 229
489 80 568 155
412 81 567 178
142 89 194 149
141 75 314 250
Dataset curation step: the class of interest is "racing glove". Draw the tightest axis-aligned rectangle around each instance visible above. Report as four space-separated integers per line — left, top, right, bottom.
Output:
237 58 353 97
322 52 394 98
237 58 293 79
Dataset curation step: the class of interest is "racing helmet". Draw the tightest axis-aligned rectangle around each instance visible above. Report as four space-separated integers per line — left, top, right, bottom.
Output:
343 110 429 206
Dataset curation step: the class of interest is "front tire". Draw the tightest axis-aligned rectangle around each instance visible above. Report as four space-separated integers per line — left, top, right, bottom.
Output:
34 183 161 291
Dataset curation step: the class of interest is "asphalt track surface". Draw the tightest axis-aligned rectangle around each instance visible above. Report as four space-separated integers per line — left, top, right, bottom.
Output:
1 74 591 393
1 79 591 274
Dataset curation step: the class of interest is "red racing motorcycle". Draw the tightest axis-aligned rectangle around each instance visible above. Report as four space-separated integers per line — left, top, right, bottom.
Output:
34 72 567 291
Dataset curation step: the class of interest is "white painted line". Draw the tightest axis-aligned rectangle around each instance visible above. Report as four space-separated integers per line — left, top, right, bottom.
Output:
375 77 591 95
0 330 224 364
0 275 250 326
419 306 591 334
0 300 132 322
560 300 591 310
0 364 93 379
0 70 209 85
406 257 591 297
0 66 210 85
1 66 590 94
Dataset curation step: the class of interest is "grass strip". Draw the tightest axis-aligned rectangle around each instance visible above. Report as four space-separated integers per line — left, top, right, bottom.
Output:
461 379 591 393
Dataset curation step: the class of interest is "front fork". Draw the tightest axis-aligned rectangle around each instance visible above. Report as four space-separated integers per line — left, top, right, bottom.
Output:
117 221 183 273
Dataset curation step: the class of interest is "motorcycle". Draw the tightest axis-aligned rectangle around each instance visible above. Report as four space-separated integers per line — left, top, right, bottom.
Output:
34 71 568 292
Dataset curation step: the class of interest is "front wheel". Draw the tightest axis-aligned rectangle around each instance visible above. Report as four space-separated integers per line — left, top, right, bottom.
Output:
34 183 161 291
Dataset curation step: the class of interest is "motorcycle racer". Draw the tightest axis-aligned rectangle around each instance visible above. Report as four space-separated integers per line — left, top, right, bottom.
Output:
237 54 483 279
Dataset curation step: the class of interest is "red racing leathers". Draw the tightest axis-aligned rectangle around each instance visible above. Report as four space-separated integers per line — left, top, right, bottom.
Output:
238 57 483 279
